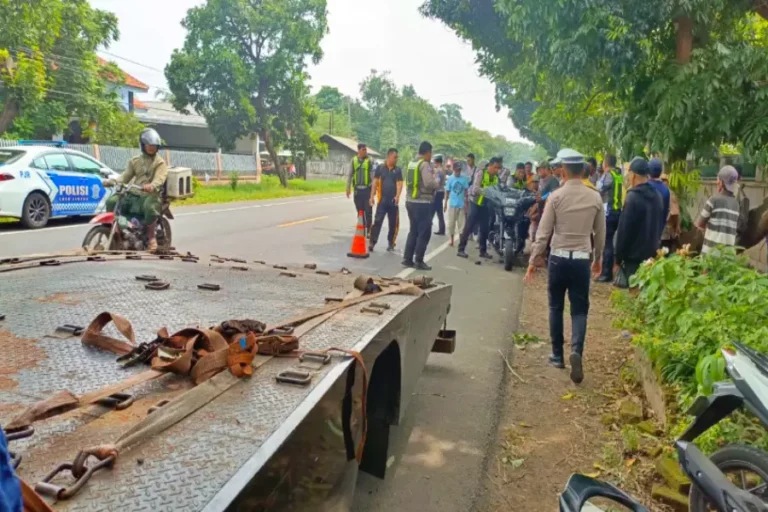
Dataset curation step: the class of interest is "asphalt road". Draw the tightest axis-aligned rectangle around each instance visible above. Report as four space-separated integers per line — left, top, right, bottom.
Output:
2 194 523 512
0 194 441 277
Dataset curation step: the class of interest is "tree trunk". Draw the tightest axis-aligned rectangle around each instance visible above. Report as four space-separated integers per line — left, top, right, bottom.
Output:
261 128 287 187
0 98 20 135
754 0 768 20
675 15 693 64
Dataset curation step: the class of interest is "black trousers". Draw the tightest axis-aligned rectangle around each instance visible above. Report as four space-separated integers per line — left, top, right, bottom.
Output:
369 198 399 247
548 255 591 358
458 202 491 254
600 210 621 278
432 191 446 234
404 202 432 263
353 188 373 234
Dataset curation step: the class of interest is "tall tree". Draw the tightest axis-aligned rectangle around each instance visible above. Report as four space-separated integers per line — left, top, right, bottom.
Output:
166 0 328 186
438 103 467 132
0 0 121 138
314 85 343 111
422 0 768 162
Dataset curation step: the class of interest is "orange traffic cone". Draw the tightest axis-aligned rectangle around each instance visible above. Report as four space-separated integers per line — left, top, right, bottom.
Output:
347 210 370 259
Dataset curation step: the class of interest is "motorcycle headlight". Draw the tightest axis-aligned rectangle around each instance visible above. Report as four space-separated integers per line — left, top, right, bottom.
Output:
503 207 517 216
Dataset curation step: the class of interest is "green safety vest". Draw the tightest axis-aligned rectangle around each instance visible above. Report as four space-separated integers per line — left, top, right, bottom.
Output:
512 179 525 190
352 157 371 187
610 169 623 211
407 159 425 198
476 169 498 205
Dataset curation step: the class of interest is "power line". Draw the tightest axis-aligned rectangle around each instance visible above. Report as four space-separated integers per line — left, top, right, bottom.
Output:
97 50 166 74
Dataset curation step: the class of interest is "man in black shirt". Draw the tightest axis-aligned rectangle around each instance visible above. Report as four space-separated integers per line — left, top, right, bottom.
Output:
369 148 404 252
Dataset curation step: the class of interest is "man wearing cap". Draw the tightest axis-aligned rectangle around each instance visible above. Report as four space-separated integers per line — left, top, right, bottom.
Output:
457 156 502 259
648 159 670 234
346 143 374 234
695 166 741 254
614 158 664 285
596 153 624 283
432 155 447 236
524 149 605 384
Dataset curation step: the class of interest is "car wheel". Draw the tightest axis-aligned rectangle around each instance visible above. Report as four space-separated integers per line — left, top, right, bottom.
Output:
21 192 50 229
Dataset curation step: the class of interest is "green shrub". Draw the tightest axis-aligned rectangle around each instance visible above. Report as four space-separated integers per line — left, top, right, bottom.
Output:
616 248 768 399
229 171 240 191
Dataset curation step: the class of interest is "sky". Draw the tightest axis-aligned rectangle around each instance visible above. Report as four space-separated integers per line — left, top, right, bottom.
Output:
89 0 525 143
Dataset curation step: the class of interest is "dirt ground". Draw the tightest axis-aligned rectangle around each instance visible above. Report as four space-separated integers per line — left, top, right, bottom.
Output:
484 276 665 511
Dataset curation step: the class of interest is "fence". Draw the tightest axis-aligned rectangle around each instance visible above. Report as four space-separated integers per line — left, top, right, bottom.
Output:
307 160 346 180
0 139 258 177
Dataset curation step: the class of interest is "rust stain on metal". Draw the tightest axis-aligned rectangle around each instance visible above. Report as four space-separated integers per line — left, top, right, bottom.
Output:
0 330 47 390
35 293 80 306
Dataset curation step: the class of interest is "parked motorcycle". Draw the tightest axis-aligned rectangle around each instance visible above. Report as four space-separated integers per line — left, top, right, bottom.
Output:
484 185 537 271
82 184 173 251
560 342 768 511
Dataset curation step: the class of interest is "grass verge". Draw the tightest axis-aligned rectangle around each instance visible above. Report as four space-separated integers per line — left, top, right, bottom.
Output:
185 176 345 205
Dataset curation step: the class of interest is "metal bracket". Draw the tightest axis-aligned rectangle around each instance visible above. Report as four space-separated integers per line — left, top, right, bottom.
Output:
87 256 105 262
197 283 221 291
298 352 332 370
40 259 61 266
145 281 170 290
135 274 159 282
181 257 198 263
275 370 312 386
96 392 134 411
51 324 85 338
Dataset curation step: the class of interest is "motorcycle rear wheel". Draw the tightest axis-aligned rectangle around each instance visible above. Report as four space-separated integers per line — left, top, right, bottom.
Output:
689 443 768 511
82 225 115 251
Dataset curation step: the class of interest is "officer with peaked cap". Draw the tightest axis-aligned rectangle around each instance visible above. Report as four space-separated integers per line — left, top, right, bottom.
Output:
524 148 606 384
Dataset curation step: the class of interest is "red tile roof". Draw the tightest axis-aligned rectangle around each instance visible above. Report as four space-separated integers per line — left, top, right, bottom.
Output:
133 98 148 110
97 57 149 91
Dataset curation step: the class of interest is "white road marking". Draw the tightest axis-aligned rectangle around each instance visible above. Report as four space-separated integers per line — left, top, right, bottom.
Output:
0 195 344 237
396 240 452 279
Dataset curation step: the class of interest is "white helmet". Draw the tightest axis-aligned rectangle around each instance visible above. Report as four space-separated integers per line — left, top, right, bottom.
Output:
139 128 162 154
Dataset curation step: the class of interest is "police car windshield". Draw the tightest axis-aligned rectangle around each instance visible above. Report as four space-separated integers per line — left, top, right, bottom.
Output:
0 150 24 166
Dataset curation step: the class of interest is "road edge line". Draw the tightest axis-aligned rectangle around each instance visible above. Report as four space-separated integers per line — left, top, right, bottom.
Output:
395 239 452 279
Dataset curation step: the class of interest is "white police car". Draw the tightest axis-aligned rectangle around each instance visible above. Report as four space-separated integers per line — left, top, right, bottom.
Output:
0 142 119 228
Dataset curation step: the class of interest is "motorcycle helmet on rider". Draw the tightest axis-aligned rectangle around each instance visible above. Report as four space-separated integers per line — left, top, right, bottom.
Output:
139 128 162 155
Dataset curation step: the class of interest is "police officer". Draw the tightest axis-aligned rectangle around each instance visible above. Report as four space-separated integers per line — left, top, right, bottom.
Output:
456 156 502 259
103 128 169 251
368 148 403 252
403 141 439 270
524 149 606 384
432 154 447 236
596 153 623 282
346 143 374 234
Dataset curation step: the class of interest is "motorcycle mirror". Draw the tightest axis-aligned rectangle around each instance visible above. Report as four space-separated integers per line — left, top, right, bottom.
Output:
559 474 649 512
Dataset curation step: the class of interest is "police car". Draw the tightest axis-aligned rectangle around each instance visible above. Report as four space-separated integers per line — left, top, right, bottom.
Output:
0 142 119 229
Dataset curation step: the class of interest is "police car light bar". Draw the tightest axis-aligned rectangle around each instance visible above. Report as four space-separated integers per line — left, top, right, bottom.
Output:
16 140 68 147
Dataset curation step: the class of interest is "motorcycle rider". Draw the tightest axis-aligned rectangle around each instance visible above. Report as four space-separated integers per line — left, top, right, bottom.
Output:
103 128 169 251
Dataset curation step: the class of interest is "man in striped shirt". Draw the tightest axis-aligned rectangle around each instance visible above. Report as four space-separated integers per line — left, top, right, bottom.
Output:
696 166 741 254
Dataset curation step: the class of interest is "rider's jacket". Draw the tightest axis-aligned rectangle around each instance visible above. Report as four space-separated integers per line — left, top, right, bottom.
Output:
118 154 168 194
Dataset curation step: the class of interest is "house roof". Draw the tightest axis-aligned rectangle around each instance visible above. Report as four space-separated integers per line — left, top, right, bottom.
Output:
134 101 208 128
320 134 382 157
97 57 149 91
133 98 148 110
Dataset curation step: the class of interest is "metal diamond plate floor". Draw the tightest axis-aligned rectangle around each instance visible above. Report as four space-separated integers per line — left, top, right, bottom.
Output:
0 258 416 511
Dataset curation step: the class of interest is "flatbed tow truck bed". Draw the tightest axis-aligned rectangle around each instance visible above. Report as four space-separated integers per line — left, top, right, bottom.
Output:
0 253 452 511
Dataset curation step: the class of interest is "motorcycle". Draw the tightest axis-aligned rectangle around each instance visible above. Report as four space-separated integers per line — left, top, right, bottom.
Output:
560 342 768 511
82 184 173 251
484 185 537 271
